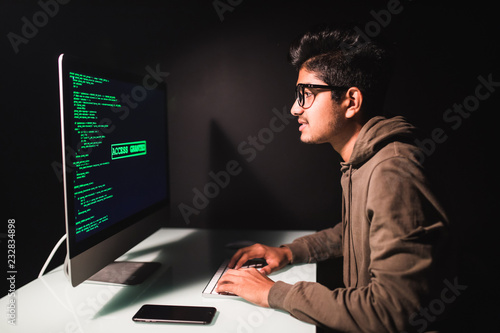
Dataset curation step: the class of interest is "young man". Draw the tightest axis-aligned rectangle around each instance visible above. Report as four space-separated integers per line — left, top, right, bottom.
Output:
216 26 450 332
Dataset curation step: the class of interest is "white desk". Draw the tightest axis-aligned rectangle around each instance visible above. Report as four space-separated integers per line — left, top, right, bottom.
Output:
1 228 316 333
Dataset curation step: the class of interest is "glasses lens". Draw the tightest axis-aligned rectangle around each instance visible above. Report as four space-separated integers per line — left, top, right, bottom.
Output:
296 85 304 106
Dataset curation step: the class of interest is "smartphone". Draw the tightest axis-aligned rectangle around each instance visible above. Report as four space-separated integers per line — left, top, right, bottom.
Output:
132 304 216 324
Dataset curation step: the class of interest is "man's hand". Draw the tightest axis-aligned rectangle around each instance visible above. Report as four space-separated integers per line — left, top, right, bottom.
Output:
229 243 293 275
216 268 275 307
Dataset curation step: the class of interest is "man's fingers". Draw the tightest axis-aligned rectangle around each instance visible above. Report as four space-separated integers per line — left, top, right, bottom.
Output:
228 243 288 273
216 268 274 307
228 249 243 268
216 269 246 293
229 248 254 269
259 265 273 275
229 244 265 269
234 254 247 269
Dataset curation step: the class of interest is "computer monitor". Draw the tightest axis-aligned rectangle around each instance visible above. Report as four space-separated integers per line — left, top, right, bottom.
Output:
58 53 169 287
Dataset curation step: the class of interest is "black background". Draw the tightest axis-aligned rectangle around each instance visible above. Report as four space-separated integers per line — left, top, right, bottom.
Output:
2 0 499 330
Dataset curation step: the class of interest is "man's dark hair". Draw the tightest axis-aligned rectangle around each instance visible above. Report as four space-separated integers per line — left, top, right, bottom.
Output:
288 25 393 117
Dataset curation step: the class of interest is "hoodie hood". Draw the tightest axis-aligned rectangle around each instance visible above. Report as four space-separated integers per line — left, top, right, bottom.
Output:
343 116 416 168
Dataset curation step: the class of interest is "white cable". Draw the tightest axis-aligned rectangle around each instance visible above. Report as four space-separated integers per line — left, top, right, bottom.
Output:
39 234 67 278
63 253 70 279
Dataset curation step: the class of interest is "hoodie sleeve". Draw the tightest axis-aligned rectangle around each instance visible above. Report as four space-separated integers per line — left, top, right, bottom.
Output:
282 222 343 264
268 155 449 332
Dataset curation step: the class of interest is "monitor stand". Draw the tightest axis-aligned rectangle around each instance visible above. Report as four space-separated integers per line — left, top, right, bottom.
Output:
87 261 161 286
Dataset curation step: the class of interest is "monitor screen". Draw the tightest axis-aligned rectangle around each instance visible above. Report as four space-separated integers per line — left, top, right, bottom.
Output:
58 54 169 286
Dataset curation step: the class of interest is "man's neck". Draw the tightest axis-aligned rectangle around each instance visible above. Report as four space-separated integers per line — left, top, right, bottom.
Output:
338 131 359 162
332 121 364 162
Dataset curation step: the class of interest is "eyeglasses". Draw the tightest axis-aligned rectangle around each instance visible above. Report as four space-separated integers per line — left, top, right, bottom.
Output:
295 84 348 109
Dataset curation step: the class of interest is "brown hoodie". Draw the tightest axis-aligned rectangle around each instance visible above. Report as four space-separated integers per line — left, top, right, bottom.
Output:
268 116 450 332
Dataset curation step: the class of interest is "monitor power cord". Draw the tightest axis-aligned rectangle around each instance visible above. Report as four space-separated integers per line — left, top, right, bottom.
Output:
38 234 67 278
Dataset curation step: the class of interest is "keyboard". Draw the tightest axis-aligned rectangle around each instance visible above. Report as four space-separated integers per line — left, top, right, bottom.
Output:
202 258 268 298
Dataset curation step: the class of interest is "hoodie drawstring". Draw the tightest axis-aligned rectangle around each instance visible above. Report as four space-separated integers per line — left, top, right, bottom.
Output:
347 164 358 287
341 164 358 287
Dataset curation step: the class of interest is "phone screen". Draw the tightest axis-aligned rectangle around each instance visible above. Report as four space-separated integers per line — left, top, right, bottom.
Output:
132 304 216 324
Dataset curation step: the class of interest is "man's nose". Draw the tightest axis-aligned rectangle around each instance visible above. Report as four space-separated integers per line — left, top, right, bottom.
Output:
290 99 304 117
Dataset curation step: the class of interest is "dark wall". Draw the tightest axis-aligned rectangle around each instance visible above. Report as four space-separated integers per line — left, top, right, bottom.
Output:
2 0 498 328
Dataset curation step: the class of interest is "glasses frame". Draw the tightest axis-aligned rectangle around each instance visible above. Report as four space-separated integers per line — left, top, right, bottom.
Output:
295 83 349 108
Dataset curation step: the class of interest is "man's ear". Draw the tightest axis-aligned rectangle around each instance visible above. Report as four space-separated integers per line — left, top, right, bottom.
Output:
343 87 363 119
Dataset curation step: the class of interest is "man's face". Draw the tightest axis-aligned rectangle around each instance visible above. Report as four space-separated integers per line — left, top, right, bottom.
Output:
290 68 346 145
